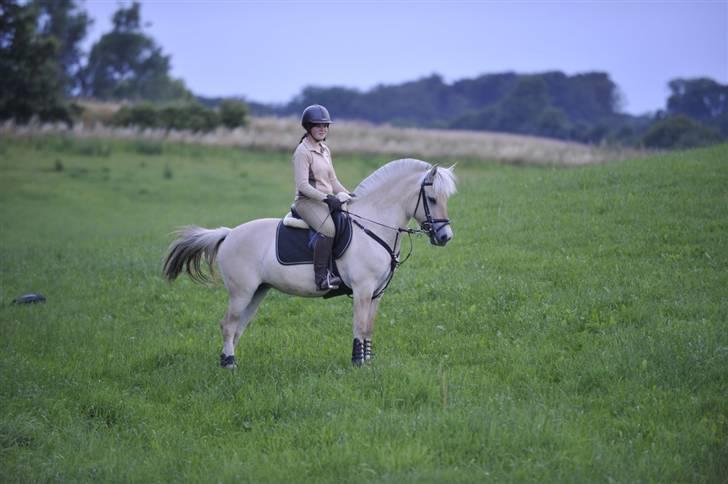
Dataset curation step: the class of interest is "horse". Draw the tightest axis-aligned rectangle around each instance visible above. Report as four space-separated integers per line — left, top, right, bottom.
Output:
162 159 457 368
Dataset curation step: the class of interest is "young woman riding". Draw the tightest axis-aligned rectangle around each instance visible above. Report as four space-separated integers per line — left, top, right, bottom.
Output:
291 104 352 291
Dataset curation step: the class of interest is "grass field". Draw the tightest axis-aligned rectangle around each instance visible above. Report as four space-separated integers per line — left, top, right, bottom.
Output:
1 135 726 482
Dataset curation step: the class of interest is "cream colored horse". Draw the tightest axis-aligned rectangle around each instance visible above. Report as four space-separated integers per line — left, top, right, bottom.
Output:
163 159 456 368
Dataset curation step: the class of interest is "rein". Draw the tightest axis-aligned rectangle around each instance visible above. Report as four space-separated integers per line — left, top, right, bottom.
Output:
339 174 450 299
343 212 418 299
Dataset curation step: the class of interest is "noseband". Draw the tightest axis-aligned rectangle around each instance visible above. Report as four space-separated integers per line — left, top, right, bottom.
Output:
413 177 452 245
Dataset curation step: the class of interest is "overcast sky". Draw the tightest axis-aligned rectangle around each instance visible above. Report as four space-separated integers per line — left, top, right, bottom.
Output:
82 0 728 115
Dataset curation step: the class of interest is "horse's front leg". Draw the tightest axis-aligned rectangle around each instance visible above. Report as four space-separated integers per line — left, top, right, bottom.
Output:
351 288 376 366
363 296 381 363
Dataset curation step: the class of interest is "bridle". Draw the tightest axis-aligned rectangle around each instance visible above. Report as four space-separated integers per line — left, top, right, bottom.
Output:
341 170 452 298
412 173 452 246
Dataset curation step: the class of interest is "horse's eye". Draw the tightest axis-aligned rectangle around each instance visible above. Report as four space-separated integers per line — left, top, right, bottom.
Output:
427 196 437 205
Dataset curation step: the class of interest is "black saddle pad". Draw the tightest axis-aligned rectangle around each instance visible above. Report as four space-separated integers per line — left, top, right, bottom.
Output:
276 211 353 265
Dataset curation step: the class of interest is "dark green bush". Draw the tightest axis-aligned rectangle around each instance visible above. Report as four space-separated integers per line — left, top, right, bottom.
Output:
641 115 723 149
111 101 237 132
165 104 219 132
219 100 249 129
112 104 160 129
135 140 164 155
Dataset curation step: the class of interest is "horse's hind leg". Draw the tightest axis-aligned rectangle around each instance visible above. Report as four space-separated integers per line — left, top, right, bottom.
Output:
220 286 269 369
233 286 269 349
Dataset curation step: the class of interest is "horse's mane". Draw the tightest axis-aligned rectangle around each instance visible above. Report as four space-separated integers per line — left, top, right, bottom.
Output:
354 158 457 199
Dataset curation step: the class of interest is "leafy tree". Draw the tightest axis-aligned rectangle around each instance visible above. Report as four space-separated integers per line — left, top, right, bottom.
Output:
666 78 728 136
498 76 551 133
451 72 518 109
288 86 361 121
667 78 727 120
641 115 722 149
272 70 625 142
81 1 191 101
32 0 91 95
0 0 72 123
537 107 570 139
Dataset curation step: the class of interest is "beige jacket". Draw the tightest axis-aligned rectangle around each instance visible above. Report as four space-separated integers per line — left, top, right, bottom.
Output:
292 138 348 201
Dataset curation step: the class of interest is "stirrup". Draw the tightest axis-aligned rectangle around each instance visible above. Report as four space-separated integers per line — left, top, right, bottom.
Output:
318 272 341 290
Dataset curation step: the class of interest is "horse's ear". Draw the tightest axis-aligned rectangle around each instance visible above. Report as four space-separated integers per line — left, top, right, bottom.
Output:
426 165 438 182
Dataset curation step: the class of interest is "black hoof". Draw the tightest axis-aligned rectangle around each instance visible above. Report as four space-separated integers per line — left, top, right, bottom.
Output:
220 353 236 369
352 338 364 366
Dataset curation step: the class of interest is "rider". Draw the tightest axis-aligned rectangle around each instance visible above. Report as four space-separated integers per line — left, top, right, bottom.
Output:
291 104 352 290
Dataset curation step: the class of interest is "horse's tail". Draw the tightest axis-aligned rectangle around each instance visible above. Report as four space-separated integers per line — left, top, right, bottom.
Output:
163 225 232 284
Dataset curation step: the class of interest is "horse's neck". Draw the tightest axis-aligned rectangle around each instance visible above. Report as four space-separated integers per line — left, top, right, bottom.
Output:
351 177 417 249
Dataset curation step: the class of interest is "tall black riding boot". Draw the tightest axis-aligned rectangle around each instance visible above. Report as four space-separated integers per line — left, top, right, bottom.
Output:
313 235 342 290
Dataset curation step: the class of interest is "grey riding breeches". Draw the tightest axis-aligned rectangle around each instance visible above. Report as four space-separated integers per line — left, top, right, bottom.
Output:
292 197 335 237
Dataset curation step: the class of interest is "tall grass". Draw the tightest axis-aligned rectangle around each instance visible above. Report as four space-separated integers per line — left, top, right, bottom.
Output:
1 113 640 165
0 135 725 482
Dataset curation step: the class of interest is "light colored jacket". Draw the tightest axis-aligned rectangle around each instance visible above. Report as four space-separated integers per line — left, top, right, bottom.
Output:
292 137 348 201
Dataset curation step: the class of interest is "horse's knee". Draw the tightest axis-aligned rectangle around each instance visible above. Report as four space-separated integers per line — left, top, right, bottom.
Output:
220 316 238 337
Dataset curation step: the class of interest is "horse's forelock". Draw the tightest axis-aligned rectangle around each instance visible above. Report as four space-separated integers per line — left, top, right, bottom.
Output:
431 164 457 198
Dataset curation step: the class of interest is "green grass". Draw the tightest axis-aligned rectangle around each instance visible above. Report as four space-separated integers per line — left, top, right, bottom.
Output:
1 135 726 482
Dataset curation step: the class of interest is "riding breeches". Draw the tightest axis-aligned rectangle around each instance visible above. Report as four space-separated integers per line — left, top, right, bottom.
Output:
292 197 335 237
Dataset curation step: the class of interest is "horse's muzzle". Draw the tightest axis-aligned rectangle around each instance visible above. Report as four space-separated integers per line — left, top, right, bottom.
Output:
427 222 453 246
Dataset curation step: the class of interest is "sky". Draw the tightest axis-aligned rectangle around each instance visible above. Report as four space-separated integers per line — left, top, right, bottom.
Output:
81 0 728 115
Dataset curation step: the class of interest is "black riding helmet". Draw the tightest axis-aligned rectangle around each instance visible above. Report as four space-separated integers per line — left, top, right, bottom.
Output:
301 104 333 131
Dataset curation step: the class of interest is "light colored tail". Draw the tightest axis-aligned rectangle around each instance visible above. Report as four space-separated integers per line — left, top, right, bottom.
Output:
162 226 231 284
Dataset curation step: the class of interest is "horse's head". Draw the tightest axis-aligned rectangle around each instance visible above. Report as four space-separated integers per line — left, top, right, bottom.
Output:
352 159 457 246
414 165 456 246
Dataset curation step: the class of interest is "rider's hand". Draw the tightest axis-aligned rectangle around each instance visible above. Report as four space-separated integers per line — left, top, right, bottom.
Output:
335 192 352 203
324 194 343 213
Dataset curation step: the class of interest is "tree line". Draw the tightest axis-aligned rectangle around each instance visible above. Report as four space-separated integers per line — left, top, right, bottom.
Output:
0 0 247 130
2 0 725 148
251 73 727 149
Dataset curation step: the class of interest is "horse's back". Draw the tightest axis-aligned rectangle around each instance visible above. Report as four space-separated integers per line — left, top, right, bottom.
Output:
217 218 278 279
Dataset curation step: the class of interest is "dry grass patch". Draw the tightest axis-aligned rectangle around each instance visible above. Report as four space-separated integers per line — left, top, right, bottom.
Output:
2 108 641 165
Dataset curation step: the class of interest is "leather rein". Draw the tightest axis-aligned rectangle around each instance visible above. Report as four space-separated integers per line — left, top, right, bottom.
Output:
341 176 452 299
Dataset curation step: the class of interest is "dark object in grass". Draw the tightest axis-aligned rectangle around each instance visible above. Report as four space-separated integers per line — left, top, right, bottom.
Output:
13 294 46 304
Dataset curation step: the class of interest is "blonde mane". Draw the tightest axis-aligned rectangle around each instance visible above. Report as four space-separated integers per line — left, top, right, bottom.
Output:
354 158 457 199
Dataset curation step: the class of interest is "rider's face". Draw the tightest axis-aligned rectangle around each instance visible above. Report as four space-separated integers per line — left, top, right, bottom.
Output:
310 123 329 141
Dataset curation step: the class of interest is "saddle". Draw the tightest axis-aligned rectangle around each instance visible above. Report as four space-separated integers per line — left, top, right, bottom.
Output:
275 209 353 266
